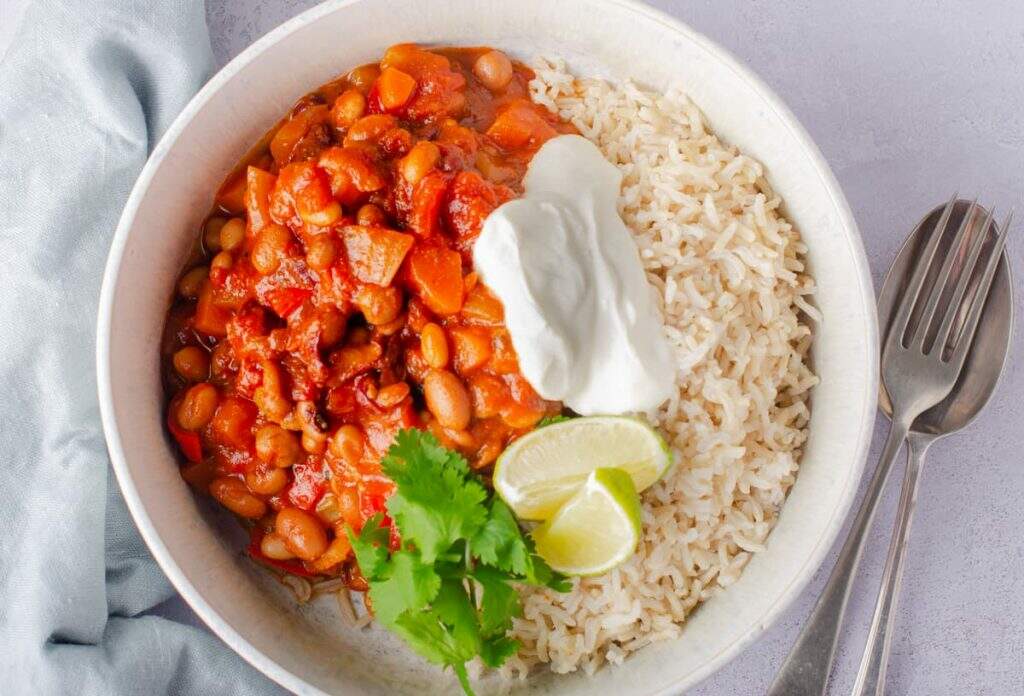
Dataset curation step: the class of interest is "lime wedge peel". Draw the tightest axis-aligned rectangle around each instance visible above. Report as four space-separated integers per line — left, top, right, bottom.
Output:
531 468 641 577
493 416 671 521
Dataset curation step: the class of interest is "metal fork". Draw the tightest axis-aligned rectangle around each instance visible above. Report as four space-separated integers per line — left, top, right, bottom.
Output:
767 195 1012 696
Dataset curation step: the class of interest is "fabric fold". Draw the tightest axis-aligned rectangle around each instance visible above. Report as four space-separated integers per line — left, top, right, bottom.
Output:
0 1 283 693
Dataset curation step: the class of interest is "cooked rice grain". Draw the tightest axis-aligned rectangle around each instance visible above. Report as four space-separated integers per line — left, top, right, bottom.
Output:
505 58 818 677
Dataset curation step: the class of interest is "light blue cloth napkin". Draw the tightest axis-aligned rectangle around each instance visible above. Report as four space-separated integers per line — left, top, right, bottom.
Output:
0 2 285 693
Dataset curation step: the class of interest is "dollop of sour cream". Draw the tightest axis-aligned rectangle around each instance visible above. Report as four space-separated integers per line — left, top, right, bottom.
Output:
473 134 675 415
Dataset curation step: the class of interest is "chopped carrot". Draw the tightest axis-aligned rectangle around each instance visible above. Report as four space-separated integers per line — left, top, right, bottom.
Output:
448 326 492 373
194 279 231 337
376 67 417 112
405 244 464 315
245 166 277 237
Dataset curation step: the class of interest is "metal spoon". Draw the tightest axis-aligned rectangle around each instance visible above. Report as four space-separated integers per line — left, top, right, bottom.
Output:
767 198 1011 696
852 201 1014 695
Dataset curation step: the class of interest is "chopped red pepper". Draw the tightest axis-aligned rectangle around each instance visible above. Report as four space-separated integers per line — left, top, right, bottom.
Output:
286 460 327 511
166 407 202 463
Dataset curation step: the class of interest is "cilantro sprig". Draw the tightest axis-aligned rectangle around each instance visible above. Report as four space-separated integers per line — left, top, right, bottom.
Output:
347 429 569 695
536 414 573 428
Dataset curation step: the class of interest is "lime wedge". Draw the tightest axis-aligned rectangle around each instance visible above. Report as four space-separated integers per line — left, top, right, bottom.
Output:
493 416 670 520
532 468 641 576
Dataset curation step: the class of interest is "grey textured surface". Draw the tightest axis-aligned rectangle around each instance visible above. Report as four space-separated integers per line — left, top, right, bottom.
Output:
206 1 1024 694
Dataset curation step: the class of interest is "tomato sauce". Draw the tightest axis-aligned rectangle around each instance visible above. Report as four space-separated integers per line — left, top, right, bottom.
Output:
160 44 570 584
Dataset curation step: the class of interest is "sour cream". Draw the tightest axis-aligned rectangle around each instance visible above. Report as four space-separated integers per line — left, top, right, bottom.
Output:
473 134 675 415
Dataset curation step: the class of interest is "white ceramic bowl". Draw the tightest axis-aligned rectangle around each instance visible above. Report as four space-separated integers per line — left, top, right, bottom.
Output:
97 0 878 693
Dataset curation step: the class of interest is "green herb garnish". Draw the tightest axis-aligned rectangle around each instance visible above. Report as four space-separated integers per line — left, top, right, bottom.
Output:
347 429 569 695
536 414 573 428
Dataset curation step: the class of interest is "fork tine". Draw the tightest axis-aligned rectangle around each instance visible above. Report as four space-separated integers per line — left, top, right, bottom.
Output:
888 193 960 349
911 199 983 351
944 210 1012 369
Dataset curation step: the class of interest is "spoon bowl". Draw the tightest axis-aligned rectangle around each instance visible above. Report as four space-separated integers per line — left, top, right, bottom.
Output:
850 199 1014 696
878 200 1014 434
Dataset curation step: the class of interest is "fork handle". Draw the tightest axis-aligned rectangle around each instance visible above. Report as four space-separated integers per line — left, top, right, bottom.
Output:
766 416 910 696
851 431 935 696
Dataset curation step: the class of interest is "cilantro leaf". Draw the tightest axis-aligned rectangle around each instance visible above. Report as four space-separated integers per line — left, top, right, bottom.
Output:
472 565 521 636
392 579 481 695
349 429 572 695
537 414 572 428
383 430 489 563
347 514 390 581
367 549 441 625
471 499 530 574
526 555 572 593
479 635 521 669
471 499 569 591
391 580 479 664
432 578 482 658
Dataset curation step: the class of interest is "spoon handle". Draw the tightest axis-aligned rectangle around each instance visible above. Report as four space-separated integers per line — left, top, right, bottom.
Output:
851 431 934 696
766 416 910 696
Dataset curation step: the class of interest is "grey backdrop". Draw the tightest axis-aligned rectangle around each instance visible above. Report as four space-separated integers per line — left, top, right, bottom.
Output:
204 2 1024 693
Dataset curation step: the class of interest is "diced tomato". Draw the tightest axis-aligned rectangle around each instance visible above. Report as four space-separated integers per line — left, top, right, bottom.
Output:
342 115 397 149
318 147 385 198
166 406 202 462
358 477 400 548
324 383 358 418
359 484 389 520
404 243 464 315
341 225 414 286
409 171 449 237
226 305 269 361
254 257 316 312
378 44 466 122
234 358 263 399
194 280 231 337
270 104 330 165
488 330 519 374
468 373 510 419
403 346 430 383
270 161 339 227
378 127 413 158
287 460 327 511
215 447 253 476
264 287 311 318
245 166 277 237
211 396 258 450
343 374 418 458
444 171 509 252
211 258 257 310
281 353 320 401
375 67 417 112
364 82 384 115
486 100 558 150
436 120 478 163
505 371 546 412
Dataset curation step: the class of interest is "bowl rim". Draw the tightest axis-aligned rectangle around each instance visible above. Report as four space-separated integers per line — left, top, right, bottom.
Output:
96 0 879 693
